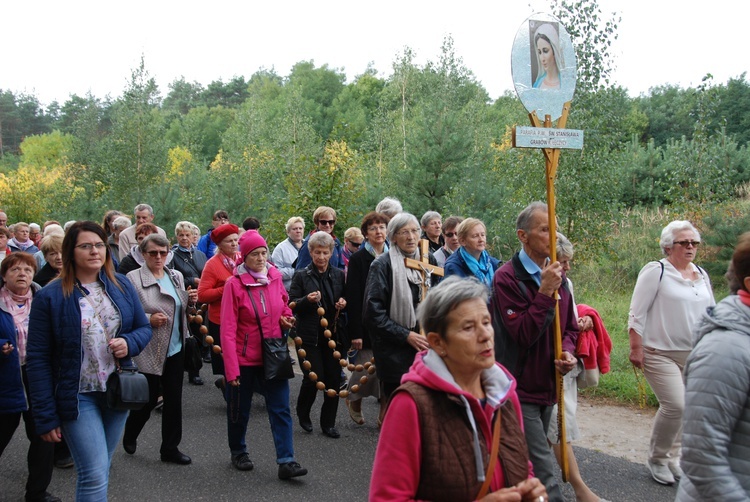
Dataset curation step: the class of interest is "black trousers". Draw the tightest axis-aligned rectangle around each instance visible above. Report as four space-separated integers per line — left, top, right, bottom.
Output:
124 350 185 455
0 367 54 499
296 338 340 429
209 320 225 376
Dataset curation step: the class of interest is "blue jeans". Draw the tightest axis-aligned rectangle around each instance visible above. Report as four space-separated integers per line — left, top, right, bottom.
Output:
226 366 295 464
61 392 129 502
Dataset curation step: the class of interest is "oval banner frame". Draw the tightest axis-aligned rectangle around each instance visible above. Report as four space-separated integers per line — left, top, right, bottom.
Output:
511 12 577 121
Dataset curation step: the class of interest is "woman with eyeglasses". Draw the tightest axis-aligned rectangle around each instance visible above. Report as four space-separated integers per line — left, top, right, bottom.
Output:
342 227 364 272
628 220 715 486
117 222 160 276
433 216 463 267
364 213 441 407
123 234 198 465
26 221 151 501
294 206 345 272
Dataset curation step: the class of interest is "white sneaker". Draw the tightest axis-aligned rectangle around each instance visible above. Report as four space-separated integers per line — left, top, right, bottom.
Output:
648 459 675 485
668 460 684 480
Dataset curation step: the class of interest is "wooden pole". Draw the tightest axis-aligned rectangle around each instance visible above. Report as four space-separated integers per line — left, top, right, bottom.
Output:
529 101 572 482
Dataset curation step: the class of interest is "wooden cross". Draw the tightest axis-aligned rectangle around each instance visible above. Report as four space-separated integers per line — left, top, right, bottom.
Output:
404 239 444 301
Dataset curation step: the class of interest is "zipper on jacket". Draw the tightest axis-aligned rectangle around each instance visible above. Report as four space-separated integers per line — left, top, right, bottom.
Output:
242 332 249 356
259 291 267 315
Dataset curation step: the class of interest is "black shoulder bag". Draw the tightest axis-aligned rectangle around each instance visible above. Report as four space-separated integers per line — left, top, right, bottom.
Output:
246 286 294 380
76 283 149 410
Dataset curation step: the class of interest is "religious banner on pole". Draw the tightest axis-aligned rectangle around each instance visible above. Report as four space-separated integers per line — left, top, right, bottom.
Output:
510 12 581 483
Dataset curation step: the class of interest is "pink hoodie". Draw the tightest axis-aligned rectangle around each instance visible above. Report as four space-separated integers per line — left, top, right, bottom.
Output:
370 350 532 501
220 264 292 383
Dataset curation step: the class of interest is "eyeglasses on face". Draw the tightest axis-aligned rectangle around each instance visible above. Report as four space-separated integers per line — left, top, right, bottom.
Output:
396 228 420 237
444 232 457 238
318 219 336 226
349 241 363 248
146 250 169 257
76 242 106 251
674 240 700 248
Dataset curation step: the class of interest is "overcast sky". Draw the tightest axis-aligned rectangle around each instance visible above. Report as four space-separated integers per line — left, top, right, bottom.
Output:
5 0 748 106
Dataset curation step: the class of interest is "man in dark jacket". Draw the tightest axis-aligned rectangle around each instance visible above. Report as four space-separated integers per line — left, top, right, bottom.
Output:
491 201 578 502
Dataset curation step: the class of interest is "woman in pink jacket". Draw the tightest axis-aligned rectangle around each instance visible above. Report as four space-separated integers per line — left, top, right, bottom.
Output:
220 230 307 480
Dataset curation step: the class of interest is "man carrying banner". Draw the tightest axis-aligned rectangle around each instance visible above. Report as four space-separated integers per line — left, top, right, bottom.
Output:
491 201 578 501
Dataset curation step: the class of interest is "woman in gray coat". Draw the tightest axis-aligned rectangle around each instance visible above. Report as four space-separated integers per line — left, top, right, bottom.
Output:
677 232 750 501
123 234 198 465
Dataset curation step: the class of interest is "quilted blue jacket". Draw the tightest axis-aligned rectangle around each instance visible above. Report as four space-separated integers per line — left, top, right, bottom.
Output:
25 272 151 435
0 306 26 414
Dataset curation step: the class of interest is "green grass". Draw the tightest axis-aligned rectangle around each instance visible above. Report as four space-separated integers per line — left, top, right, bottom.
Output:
571 287 658 407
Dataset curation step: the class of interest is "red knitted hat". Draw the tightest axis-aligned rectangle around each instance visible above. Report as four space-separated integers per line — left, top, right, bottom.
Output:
211 223 240 245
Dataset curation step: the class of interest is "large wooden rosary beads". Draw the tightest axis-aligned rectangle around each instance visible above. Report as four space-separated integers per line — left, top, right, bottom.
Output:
188 303 222 352
289 300 376 399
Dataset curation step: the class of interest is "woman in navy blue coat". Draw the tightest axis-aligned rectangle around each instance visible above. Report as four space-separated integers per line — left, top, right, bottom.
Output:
26 221 151 502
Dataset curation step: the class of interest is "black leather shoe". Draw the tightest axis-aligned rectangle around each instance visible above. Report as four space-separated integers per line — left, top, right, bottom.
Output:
298 417 313 433
25 492 61 502
189 376 204 385
278 461 308 480
161 450 192 465
123 439 136 455
54 455 74 468
214 377 225 391
231 453 254 471
322 426 340 439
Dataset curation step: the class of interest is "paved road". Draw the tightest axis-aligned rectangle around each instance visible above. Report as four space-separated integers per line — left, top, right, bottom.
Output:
1 366 678 502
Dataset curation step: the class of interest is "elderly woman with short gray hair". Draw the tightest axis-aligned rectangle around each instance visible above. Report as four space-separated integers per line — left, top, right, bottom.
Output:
420 211 444 254
109 216 131 263
628 220 715 486
290 231 347 438
364 212 440 404
272 216 305 291
124 234 198 465
370 276 544 501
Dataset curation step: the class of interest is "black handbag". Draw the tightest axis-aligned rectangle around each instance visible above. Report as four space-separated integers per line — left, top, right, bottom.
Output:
75 282 150 410
183 335 203 374
106 359 149 410
246 286 294 380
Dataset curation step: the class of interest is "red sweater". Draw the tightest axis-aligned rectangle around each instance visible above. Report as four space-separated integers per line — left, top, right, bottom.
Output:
575 304 612 373
197 254 233 325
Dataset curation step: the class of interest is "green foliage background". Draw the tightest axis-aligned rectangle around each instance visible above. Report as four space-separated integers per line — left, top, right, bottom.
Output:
2 0 749 405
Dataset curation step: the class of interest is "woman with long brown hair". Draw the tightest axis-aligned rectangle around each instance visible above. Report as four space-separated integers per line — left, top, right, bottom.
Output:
26 221 151 501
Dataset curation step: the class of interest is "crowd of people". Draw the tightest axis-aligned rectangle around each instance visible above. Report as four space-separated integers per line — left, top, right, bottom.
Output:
0 199 746 501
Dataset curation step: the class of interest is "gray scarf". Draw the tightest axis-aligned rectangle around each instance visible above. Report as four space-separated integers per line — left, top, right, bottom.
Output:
388 246 422 329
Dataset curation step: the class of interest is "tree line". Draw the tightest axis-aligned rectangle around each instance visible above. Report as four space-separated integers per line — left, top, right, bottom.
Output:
1 0 748 261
